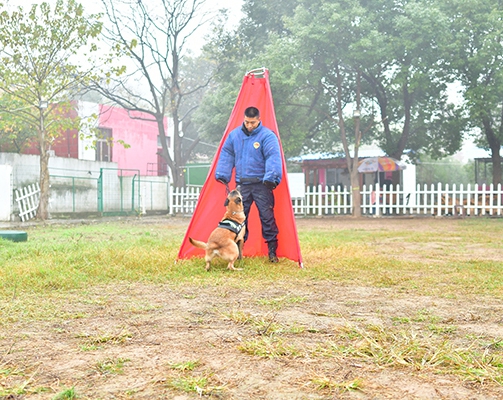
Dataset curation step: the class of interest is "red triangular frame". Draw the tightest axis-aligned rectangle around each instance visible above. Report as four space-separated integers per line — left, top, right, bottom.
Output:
177 68 303 266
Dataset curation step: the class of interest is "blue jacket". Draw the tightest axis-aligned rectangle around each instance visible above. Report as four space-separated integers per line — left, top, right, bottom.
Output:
216 123 283 185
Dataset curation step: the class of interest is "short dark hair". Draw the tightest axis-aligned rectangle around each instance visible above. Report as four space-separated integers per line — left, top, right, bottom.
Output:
244 106 260 118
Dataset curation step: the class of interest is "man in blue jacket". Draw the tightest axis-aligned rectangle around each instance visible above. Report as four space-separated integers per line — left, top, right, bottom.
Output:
215 106 282 262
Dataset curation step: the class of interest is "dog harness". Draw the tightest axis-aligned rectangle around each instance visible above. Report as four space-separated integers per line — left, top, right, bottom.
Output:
218 219 246 239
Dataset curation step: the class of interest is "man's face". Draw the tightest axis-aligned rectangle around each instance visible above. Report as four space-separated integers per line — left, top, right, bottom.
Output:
244 116 260 132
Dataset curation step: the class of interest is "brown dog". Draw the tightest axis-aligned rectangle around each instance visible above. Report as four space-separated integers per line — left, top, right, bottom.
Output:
189 189 246 271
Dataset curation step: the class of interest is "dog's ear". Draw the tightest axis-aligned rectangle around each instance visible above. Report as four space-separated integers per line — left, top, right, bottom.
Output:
224 198 230 207
234 197 242 205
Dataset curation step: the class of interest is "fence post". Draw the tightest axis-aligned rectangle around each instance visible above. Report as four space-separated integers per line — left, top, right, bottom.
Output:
72 177 76 213
375 185 381 217
97 170 103 213
498 184 502 216
168 182 173 216
317 184 323 216
436 182 441 217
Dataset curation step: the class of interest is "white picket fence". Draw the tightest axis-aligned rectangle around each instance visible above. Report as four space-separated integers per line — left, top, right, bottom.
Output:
169 185 202 215
13 182 503 220
360 183 503 217
169 183 503 217
14 182 41 222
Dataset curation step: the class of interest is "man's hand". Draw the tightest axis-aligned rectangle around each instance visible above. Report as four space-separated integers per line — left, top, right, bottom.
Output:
217 177 228 185
263 180 277 190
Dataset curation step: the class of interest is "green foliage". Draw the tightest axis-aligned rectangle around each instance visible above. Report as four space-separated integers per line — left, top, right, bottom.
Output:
199 0 468 162
442 0 503 184
196 1 305 155
0 96 35 152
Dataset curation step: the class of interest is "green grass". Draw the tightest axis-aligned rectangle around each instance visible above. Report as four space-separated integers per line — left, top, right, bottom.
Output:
328 322 503 384
52 387 77 399
1 218 502 297
239 336 301 358
0 218 502 315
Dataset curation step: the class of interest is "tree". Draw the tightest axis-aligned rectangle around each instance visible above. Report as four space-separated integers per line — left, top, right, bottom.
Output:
90 0 211 187
358 0 466 163
233 0 466 215
202 0 466 164
197 0 310 158
264 0 369 216
445 0 503 185
0 0 102 220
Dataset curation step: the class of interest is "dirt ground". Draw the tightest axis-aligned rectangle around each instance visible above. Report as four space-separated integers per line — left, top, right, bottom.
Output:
1 217 503 399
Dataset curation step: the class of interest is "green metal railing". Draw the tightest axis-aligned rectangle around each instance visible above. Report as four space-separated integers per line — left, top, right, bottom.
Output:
98 168 141 216
50 174 98 213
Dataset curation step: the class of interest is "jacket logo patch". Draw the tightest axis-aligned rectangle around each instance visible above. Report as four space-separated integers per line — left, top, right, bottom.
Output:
253 142 260 149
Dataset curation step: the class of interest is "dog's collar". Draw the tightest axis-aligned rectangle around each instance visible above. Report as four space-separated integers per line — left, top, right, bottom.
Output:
218 218 245 237
232 211 245 216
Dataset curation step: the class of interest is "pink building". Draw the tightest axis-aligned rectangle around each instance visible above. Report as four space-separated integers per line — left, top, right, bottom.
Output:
22 101 171 176
94 103 170 176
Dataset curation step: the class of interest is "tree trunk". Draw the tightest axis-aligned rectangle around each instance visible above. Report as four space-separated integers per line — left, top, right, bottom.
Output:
351 168 362 217
172 114 185 188
36 129 50 221
155 113 186 188
482 116 502 186
492 151 503 186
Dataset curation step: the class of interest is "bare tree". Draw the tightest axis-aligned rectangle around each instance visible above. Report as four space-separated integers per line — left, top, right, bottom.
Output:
91 0 211 187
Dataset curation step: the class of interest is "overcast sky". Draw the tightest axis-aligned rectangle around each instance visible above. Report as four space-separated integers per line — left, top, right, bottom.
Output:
190 0 244 53
4 0 244 54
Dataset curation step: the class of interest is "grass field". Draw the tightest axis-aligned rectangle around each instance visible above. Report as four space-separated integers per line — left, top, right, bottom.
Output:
1 216 503 399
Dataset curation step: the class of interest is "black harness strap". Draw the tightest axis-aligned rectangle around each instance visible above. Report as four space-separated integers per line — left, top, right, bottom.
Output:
218 219 246 239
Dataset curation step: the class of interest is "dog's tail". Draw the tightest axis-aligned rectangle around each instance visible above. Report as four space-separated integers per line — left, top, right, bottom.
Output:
189 237 207 249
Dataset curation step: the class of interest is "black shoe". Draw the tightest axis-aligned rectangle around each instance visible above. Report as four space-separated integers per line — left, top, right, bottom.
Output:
267 240 279 263
269 254 279 263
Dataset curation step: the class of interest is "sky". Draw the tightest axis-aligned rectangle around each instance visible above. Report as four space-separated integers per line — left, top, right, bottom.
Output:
188 0 244 53
4 0 244 54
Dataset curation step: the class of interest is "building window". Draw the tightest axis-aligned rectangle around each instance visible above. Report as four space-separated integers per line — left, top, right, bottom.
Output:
96 128 112 162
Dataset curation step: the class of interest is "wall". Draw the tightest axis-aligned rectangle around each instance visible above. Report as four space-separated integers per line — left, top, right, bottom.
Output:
0 164 12 221
0 152 171 221
0 152 115 187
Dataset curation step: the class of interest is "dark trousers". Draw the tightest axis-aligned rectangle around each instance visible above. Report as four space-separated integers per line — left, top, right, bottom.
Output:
239 183 279 243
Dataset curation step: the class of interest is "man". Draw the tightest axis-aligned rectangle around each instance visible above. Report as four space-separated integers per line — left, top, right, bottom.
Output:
215 106 282 262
